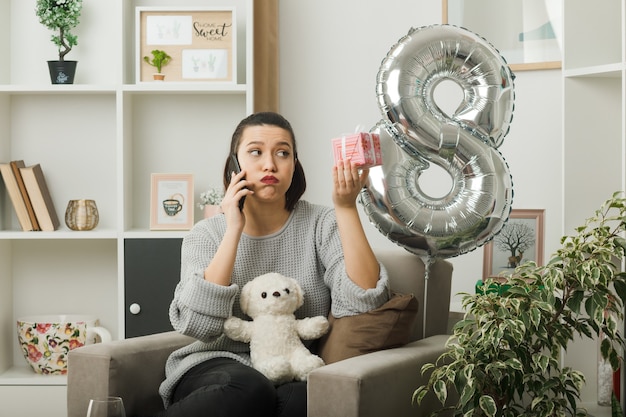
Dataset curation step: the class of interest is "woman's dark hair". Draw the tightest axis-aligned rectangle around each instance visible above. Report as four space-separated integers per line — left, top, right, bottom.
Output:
222 112 306 211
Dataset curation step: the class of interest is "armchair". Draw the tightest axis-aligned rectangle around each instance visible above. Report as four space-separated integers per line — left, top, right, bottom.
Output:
67 248 454 417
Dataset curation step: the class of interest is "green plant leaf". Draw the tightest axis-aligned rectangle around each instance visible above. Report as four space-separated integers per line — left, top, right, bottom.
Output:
614 278 626 304
421 363 435 374
566 290 584 313
479 395 497 417
459 383 475 408
433 380 448 404
504 357 523 371
530 307 541 328
412 386 428 405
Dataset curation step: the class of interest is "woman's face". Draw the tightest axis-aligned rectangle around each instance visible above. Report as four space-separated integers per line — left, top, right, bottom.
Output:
236 125 296 205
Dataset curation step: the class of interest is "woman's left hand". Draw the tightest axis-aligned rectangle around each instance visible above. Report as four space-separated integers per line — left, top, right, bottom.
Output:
332 159 369 209
332 158 379 289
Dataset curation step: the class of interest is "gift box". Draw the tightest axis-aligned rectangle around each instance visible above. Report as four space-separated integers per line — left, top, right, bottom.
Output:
331 132 383 168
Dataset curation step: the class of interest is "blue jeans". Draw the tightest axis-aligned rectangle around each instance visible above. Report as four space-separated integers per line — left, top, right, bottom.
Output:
158 357 307 417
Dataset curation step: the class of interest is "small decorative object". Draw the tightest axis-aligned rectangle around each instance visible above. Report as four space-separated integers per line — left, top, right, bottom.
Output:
598 331 612 406
136 8 236 83
598 308 619 407
331 132 383 168
482 209 545 278
223 272 329 384
203 205 221 218
198 186 223 218
17 314 111 375
150 173 194 230
35 0 83 84
65 199 99 230
143 49 172 81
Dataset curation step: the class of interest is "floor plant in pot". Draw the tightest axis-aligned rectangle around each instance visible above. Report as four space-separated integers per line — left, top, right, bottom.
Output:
35 0 83 84
415 191 626 417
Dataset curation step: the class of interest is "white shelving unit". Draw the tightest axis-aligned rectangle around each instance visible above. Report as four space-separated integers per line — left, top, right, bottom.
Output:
562 0 625 411
0 0 253 415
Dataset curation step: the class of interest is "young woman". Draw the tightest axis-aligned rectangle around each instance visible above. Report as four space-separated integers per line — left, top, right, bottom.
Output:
157 112 389 417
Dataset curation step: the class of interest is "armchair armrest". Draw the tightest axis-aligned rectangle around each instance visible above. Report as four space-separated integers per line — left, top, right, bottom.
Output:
67 331 193 417
308 334 453 417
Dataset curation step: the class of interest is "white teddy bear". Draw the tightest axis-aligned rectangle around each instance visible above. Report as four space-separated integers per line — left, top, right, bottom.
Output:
223 272 329 384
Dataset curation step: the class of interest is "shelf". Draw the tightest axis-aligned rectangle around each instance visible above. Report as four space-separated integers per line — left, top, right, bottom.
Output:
0 228 199 239
123 229 189 239
564 63 625 79
0 84 249 94
0 85 118 94
123 82 249 94
0 365 67 386
0 230 119 240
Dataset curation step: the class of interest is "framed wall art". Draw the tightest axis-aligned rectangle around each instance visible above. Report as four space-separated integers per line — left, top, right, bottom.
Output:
482 209 545 279
443 0 561 71
136 7 236 82
150 173 194 230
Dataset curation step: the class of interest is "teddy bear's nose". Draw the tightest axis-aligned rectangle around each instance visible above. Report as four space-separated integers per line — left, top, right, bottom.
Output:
272 291 281 297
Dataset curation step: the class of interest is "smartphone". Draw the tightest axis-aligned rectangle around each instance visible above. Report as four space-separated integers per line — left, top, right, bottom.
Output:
229 154 246 211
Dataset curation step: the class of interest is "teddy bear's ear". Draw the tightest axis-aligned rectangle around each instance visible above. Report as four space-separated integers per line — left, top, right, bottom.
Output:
290 277 304 308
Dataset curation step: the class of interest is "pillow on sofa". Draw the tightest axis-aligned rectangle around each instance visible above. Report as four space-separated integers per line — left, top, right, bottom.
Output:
317 293 419 364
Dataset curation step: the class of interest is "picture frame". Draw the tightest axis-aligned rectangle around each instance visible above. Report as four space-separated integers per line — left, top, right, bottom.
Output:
482 209 545 279
150 173 194 230
442 0 561 71
136 7 236 83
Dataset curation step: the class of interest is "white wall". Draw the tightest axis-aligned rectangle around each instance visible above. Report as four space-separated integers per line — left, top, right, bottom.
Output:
279 0 563 308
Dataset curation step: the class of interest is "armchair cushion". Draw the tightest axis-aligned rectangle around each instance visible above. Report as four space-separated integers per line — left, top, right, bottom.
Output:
318 292 418 364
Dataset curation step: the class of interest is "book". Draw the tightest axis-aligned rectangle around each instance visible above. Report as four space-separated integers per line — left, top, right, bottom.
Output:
0 161 36 231
10 160 41 231
19 164 60 231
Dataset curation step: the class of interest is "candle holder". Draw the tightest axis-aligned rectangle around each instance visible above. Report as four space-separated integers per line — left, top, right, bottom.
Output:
65 199 99 231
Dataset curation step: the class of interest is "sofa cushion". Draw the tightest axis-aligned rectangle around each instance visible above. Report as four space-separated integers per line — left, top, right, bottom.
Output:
317 293 418 364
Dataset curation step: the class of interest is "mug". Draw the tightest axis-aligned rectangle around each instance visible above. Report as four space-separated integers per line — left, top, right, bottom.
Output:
17 314 112 375
163 193 185 216
162 199 183 216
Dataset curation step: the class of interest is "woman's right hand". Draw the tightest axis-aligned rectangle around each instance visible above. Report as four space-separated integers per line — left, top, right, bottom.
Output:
222 170 249 231
203 170 250 286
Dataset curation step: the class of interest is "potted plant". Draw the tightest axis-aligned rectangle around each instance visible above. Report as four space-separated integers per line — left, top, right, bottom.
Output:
35 0 83 84
198 186 224 218
414 191 626 417
143 50 172 81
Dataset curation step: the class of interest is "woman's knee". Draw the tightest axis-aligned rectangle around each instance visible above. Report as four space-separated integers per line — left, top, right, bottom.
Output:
228 365 277 411
169 360 278 417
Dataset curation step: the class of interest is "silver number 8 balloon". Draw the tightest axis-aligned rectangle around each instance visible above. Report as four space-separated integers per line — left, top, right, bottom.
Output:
360 25 515 261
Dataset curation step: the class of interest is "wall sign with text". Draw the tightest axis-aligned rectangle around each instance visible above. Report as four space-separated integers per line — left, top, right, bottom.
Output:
137 8 236 83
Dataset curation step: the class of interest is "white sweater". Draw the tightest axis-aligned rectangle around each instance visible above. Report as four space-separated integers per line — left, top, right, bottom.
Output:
158 200 389 407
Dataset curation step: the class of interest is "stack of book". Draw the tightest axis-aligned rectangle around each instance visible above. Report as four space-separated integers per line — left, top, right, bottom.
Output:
0 160 60 231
